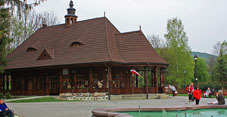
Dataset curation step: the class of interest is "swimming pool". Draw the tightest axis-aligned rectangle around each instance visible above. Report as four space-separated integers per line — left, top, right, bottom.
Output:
123 109 227 117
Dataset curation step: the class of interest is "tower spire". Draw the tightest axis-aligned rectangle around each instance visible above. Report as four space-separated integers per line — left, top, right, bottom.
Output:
65 0 78 26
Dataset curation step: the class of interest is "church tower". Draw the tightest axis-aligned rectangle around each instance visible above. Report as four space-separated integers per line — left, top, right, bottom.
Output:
65 0 78 26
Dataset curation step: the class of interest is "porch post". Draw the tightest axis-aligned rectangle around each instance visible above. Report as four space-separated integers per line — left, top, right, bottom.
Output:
73 72 77 92
21 76 25 95
33 74 36 95
154 67 158 93
107 66 112 100
103 69 107 91
151 70 154 88
160 68 165 93
135 75 138 88
59 73 63 94
45 73 50 95
131 71 134 94
0 74 2 91
144 67 148 99
89 68 93 93
120 69 123 94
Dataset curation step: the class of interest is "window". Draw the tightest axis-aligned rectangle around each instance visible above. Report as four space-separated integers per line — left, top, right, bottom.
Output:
13 75 21 90
71 42 84 47
113 74 120 88
37 76 45 90
27 47 37 52
77 75 85 88
50 75 58 90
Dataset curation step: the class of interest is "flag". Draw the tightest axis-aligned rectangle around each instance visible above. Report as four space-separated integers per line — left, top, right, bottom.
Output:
130 70 142 77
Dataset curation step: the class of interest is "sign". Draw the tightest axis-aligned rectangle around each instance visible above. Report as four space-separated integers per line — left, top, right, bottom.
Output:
63 69 69 75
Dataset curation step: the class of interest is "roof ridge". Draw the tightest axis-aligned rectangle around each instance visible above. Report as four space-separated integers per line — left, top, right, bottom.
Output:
117 30 141 35
104 17 113 61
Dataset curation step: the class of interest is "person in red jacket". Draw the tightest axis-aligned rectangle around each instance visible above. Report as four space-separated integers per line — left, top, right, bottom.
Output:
186 83 194 101
193 87 202 105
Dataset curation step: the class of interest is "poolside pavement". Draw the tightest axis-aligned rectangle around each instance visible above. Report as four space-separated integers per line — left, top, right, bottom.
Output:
7 96 227 117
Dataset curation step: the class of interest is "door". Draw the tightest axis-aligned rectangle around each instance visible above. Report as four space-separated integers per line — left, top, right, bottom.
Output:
50 75 59 95
28 77 33 95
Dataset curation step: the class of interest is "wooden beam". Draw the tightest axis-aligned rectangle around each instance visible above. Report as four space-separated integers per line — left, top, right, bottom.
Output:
0 74 2 92
150 70 153 88
107 66 112 100
154 67 158 93
160 68 165 93
21 76 25 95
131 71 134 94
33 74 36 95
103 69 107 90
120 69 123 94
59 72 63 94
89 68 93 93
73 72 77 91
45 73 50 95
144 67 148 99
135 75 138 88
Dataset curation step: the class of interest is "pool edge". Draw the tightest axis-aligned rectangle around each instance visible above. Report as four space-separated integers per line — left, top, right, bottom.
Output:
91 105 227 117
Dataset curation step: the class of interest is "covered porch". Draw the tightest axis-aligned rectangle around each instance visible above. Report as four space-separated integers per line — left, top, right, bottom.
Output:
1 64 167 96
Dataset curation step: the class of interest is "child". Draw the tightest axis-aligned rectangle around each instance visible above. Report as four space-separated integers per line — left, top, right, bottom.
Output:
193 87 202 105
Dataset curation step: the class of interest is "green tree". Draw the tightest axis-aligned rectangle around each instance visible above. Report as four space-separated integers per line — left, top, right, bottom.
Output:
164 18 194 87
10 11 59 49
196 58 209 82
215 40 227 88
0 0 46 73
0 3 11 73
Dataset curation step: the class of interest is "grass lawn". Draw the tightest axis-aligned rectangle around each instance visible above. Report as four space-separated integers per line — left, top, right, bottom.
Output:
7 97 79 103
10 96 33 99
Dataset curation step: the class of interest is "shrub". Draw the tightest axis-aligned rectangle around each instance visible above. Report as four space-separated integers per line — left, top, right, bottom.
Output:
0 93 4 99
5 92 11 99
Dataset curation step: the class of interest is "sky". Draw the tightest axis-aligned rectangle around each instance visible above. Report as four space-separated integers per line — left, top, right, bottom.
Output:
33 0 227 54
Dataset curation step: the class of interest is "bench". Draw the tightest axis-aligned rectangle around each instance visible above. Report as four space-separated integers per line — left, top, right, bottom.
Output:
224 92 227 96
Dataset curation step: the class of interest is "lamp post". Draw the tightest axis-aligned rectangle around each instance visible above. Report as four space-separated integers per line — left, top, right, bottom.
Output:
184 71 186 88
194 55 198 87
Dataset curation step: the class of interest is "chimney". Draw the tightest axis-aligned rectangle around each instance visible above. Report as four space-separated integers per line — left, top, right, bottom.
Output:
65 0 78 26
42 24 47 28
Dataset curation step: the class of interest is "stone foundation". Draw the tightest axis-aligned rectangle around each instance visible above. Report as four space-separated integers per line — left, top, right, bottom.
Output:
59 93 108 101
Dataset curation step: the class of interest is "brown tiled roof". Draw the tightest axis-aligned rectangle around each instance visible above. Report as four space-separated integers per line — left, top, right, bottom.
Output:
116 31 168 65
6 17 168 70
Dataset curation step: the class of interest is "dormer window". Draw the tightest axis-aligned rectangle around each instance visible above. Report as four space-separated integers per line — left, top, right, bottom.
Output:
27 47 37 52
71 42 84 47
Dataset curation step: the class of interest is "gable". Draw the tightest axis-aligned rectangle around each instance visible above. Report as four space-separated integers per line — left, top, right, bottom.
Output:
37 49 52 60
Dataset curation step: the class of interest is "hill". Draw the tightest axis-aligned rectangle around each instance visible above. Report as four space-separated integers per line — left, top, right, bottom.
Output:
192 52 216 62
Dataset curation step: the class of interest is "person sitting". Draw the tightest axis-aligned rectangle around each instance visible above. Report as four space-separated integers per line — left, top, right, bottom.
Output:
204 88 211 98
0 98 14 117
208 90 225 105
169 85 177 96
97 80 103 89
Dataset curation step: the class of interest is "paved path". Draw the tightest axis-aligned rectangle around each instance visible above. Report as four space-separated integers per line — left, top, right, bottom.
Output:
7 96 226 117
5 96 49 102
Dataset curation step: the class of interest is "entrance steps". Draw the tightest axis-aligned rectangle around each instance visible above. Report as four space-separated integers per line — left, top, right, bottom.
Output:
110 94 169 100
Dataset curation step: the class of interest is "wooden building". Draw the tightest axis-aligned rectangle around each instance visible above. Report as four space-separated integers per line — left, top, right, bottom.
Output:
1 0 168 96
